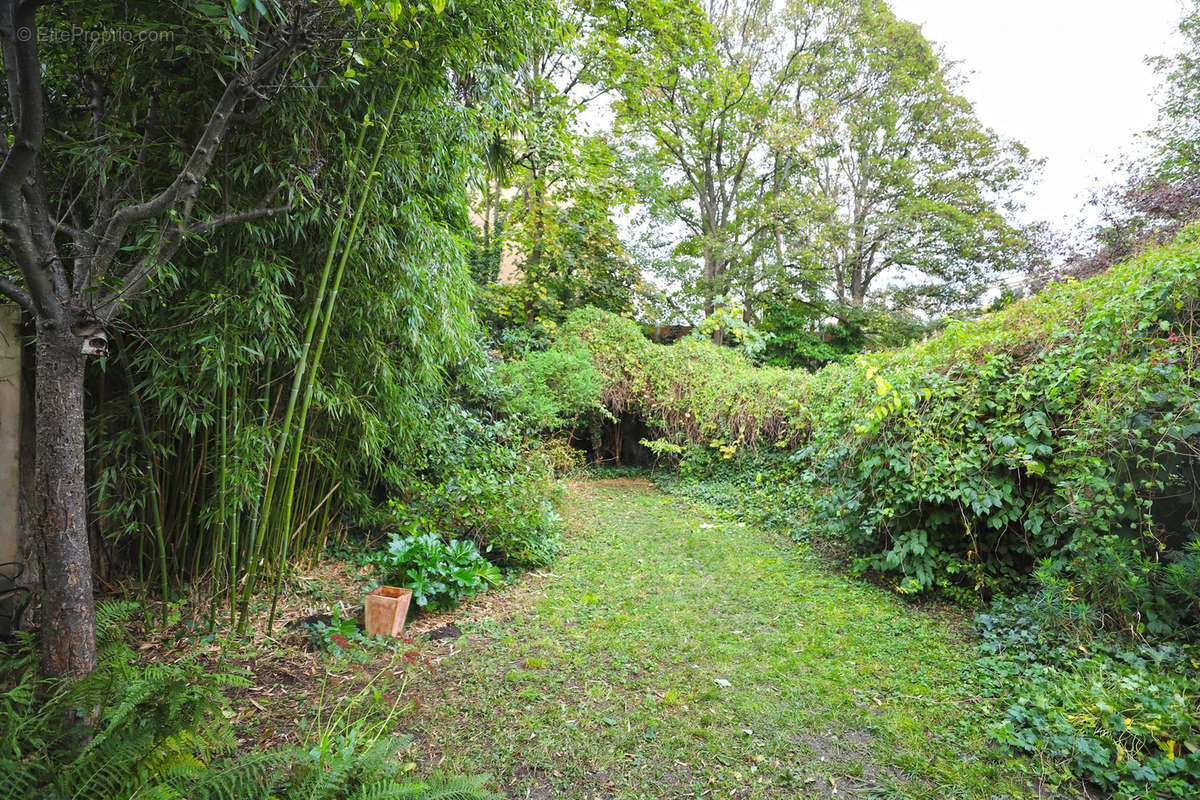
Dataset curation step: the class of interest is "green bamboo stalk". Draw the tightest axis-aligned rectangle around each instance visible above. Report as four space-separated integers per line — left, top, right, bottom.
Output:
209 351 229 632
131 388 169 628
187 437 208 584
266 83 404 633
232 363 269 626
236 106 373 633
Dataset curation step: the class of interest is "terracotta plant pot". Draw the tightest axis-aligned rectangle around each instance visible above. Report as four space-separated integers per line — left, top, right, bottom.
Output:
364 586 412 638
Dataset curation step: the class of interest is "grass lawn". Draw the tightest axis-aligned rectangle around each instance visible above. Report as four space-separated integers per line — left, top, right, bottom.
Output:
402 478 1034 799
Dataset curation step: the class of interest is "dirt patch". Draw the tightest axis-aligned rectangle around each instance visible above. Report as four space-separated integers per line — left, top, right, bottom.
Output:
568 476 655 490
506 765 558 800
123 549 534 756
426 623 462 641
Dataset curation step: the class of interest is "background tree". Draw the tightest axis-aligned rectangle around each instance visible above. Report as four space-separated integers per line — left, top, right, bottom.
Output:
596 0 846 328
1146 0 1200 185
473 0 638 340
596 0 1039 338
788 2 1038 314
1040 0 1200 287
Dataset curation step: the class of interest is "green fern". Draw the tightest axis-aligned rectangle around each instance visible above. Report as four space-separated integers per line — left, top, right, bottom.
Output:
94 599 142 644
392 774 501 800
0 636 497 800
269 736 499 800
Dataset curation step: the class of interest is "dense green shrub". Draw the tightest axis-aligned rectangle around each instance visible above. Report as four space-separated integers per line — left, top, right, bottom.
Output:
759 299 857 368
372 530 502 610
391 404 564 568
757 301 934 369
494 340 610 431
420 441 563 567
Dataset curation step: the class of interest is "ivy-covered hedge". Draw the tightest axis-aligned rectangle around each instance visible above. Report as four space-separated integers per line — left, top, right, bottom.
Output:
539 226 1200 635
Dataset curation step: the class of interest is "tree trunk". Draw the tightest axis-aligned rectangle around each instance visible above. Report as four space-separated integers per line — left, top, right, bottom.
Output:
527 172 545 277
702 248 716 319
35 321 96 679
850 264 866 307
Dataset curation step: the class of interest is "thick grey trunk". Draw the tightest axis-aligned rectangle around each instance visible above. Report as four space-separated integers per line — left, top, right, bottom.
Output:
35 321 95 678
850 265 866 307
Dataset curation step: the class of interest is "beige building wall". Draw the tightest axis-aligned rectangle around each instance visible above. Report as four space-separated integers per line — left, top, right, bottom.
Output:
0 305 19 568
468 186 524 285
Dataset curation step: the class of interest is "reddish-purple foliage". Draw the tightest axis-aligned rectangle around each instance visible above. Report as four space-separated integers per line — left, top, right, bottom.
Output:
1033 175 1200 292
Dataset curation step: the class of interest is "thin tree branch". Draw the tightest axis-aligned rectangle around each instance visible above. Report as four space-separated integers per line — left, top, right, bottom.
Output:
94 22 305 316
188 201 293 235
0 272 32 313
88 77 245 282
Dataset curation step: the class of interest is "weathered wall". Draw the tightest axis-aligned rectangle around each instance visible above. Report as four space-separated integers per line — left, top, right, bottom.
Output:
0 305 20 569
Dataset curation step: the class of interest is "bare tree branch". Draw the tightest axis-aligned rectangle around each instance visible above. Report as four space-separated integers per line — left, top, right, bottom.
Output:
88 77 245 285
0 271 32 313
188 200 293 235
95 14 315 318
23 169 68 296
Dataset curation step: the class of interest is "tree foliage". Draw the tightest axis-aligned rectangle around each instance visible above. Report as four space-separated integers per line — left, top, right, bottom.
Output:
472 1 639 338
0 0 552 675
590 0 1036 328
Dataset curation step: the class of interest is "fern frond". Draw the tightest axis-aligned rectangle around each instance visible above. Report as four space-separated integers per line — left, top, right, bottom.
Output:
94 599 142 644
171 749 286 800
0 757 36 800
129 785 188 800
350 779 426 800
397 774 500 800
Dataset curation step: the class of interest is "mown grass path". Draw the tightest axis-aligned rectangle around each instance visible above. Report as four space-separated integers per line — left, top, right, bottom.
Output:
407 479 1030 799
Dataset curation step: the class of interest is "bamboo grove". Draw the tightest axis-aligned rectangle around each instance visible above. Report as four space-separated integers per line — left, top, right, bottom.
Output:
75 1 552 635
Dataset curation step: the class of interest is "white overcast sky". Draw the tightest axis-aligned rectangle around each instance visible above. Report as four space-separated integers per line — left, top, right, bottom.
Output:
889 0 1187 234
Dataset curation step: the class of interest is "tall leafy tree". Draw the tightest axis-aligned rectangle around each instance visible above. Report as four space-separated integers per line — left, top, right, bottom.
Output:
596 0 846 324
789 2 1037 312
475 0 637 330
596 0 1037 329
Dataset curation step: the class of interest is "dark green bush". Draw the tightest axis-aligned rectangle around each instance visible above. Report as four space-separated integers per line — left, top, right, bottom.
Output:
371 529 502 610
394 404 564 568
416 440 562 567
494 340 609 431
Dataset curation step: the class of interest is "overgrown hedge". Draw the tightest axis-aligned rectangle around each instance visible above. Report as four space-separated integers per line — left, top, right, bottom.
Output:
526 226 1200 635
